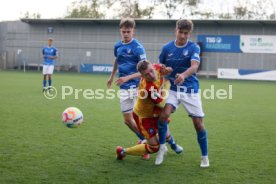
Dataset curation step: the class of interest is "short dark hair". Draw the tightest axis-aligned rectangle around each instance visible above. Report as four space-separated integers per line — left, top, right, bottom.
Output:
119 17 136 29
137 60 150 73
176 19 193 32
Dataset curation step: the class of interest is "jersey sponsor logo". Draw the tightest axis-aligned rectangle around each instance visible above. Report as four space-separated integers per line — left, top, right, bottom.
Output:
127 49 132 54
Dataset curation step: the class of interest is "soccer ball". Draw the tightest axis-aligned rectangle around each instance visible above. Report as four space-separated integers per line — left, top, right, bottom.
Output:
62 107 84 128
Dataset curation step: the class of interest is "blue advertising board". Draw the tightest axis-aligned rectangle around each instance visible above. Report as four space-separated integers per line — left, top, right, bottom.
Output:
197 35 241 53
80 64 113 73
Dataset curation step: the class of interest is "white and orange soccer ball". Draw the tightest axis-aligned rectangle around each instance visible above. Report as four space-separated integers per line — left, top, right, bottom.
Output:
62 107 84 128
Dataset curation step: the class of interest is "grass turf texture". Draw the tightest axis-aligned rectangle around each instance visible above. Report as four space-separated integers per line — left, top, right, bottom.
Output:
0 71 275 184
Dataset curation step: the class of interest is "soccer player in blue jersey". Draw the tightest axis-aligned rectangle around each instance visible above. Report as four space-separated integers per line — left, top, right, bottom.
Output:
42 38 58 92
107 18 149 159
155 19 209 167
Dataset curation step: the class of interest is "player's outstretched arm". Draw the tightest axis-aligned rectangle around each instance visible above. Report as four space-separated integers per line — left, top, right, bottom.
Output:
115 72 141 86
107 59 118 88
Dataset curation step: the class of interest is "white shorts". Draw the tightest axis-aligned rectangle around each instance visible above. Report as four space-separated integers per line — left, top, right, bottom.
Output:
166 90 205 118
119 89 137 113
43 65 54 75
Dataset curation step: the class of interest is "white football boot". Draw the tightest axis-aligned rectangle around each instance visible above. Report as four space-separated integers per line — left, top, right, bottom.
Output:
155 144 168 165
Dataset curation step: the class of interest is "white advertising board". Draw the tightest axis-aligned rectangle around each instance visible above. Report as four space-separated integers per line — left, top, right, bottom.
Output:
218 68 276 81
240 35 276 53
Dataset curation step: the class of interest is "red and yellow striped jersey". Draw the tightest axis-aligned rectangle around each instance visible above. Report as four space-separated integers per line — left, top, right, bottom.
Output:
133 64 170 118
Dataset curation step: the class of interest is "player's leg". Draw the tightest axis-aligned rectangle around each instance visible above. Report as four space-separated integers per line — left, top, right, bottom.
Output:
118 91 148 159
156 90 178 165
181 92 209 167
132 112 152 159
123 112 146 144
116 135 159 160
116 115 160 160
166 129 183 154
47 74 52 89
126 136 159 156
122 113 141 137
42 65 47 92
120 92 145 141
47 65 54 89
155 104 174 165
192 117 209 167
158 104 175 144
123 113 149 158
137 139 150 159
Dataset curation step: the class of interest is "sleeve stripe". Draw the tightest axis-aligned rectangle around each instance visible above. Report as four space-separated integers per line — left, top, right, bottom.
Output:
192 59 200 63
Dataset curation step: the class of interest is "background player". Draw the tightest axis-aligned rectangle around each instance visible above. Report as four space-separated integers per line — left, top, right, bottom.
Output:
116 61 183 161
106 18 148 158
155 19 209 167
42 38 58 92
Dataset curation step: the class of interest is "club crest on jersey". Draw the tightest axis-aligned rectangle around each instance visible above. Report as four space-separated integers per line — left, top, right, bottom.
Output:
148 128 155 135
183 50 189 56
194 53 200 58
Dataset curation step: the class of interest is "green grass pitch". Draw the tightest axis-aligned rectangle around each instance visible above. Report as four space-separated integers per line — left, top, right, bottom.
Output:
0 71 275 184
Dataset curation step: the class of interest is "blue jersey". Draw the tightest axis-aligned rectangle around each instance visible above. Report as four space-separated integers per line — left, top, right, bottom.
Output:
42 46 58 65
159 40 200 93
114 39 146 89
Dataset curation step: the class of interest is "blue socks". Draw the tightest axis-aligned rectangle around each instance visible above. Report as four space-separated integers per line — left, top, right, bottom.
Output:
197 129 208 156
43 79 52 88
136 132 145 141
167 135 176 145
158 120 168 144
43 80 47 88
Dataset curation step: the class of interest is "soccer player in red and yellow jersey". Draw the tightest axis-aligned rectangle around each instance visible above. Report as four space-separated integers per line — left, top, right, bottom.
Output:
116 61 183 161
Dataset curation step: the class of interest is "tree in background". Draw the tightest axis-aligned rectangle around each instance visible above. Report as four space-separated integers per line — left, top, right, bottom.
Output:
158 0 201 19
66 0 107 18
247 0 276 20
234 5 247 19
227 0 276 20
22 12 41 19
186 0 201 16
159 0 182 19
66 0 157 18
65 0 276 20
114 0 158 18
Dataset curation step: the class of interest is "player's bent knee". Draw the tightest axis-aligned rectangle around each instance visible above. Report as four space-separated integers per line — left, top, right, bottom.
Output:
193 118 205 131
124 121 131 126
123 117 132 124
123 114 133 125
146 144 160 153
